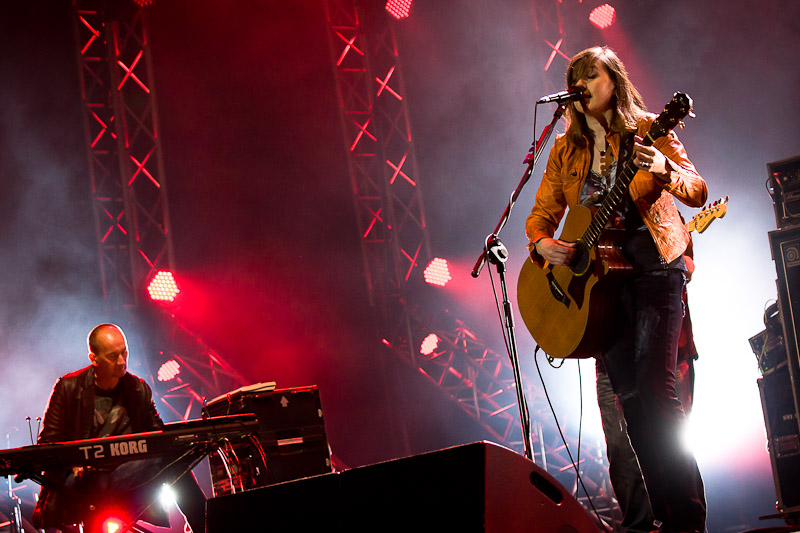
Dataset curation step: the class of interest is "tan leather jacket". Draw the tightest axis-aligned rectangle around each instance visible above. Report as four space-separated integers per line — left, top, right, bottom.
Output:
525 114 708 264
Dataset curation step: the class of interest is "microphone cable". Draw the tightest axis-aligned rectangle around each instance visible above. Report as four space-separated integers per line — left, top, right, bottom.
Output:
487 265 609 532
534 346 610 533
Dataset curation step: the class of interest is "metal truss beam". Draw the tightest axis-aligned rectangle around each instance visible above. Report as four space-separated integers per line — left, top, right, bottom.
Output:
72 0 174 308
325 0 430 352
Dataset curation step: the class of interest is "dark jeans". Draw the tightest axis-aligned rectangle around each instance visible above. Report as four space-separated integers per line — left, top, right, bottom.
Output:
598 270 706 533
597 357 696 533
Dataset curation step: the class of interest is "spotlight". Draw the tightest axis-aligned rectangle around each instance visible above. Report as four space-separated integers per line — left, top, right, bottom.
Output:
385 0 413 20
423 258 452 287
420 333 440 356
102 516 124 533
147 271 180 302
157 359 181 382
159 483 177 510
589 4 616 29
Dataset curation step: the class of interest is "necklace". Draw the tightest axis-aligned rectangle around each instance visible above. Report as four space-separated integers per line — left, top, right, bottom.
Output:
595 143 611 174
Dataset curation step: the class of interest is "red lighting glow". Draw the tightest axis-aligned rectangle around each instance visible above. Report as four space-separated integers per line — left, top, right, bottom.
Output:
589 4 616 29
103 517 123 533
420 333 440 356
385 0 413 20
423 258 452 287
157 359 181 382
147 271 180 302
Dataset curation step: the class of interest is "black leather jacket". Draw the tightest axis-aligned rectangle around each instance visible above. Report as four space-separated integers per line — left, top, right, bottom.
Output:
32 365 163 529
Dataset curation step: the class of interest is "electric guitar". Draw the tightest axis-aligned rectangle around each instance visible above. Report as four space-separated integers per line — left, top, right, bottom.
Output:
516 92 694 359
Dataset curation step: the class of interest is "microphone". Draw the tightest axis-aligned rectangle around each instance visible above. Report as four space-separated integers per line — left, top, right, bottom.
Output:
536 88 584 104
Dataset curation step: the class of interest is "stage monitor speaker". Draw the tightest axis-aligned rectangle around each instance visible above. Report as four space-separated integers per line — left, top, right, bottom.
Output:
769 156 800 229
206 441 602 532
205 385 331 496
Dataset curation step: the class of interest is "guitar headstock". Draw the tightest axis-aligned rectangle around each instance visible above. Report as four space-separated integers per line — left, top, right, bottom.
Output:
644 92 693 145
689 195 728 234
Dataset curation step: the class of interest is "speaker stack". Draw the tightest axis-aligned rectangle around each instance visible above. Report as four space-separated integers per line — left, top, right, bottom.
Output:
761 156 800 515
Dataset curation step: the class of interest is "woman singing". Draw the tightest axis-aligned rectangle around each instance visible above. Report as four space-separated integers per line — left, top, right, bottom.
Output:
526 46 707 533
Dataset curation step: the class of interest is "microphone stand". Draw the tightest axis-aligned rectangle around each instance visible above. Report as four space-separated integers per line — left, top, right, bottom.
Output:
4 431 23 533
471 102 568 461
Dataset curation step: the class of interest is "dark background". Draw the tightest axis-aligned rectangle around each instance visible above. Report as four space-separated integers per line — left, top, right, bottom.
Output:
1 1 798 531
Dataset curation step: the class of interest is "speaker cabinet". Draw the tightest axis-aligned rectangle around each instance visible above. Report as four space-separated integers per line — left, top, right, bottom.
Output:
766 226 800 512
759 367 800 511
770 227 800 405
206 441 601 532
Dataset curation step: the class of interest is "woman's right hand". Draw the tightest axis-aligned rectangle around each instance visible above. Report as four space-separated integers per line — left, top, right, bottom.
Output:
533 237 577 266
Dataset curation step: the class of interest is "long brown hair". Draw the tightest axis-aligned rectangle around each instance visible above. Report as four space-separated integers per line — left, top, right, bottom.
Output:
563 46 646 147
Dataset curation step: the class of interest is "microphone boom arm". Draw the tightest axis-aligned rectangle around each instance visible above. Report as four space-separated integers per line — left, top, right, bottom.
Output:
471 102 567 278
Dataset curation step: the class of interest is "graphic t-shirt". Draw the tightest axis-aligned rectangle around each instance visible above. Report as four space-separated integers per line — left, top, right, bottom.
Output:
92 383 132 438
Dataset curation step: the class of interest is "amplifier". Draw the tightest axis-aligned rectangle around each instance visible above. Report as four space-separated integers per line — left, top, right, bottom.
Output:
768 155 800 229
759 367 800 511
205 385 332 496
763 224 800 513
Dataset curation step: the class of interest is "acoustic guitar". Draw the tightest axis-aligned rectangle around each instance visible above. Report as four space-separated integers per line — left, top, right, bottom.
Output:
516 92 694 359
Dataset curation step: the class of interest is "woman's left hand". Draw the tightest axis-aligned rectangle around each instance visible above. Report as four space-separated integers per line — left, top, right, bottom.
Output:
633 135 670 181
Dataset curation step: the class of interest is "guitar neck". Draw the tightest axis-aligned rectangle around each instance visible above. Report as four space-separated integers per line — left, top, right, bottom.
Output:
581 134 652 248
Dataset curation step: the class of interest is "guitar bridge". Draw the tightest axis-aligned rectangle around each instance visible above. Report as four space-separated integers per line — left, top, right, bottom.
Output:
546 270 570 307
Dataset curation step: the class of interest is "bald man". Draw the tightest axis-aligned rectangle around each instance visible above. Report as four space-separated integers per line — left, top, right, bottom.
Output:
32 324 205 532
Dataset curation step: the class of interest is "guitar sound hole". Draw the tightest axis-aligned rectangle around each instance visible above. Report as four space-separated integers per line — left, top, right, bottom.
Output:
569 241 591 276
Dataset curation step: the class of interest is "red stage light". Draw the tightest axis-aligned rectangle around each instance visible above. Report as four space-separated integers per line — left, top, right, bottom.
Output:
102 517 123 533
385 0 413 20
420 333 440 356
589 4 616 29
157 359 181 382
147 271 180 302
423 258 452 287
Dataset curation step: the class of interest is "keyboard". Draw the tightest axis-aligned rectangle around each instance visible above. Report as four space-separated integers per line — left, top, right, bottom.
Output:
0 413 259 476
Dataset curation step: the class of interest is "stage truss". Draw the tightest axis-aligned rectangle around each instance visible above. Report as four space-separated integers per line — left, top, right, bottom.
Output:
72 0 174 307
71 0 246 420
324 0 431 364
